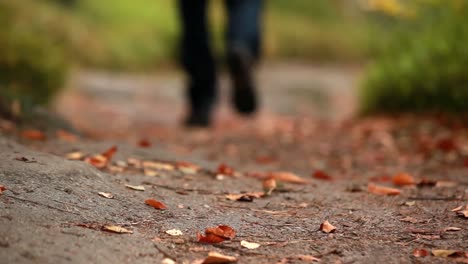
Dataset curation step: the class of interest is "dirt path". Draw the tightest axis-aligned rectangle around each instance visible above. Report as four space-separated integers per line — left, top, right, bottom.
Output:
1 64 467 264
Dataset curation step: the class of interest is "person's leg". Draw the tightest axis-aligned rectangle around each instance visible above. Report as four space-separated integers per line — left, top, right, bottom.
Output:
225 0 263 115
178 0 217 126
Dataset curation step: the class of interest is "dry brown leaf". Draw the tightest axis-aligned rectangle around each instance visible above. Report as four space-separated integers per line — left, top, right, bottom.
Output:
177 161 201 174
98 192 114 199
451 205 464 212
263 177 277 195
400 216 419 223
225 192 264 202
21 129 46 141
435 181 457 188
368 183 401 195
217 163 234 176
457 210 468 218
108 165 124 173
444 227 461 232
161 258 176 264
202 252 237 264
432 249 459 258
403 201 416 206
297 255 320 262
145 199 167 210
392 172 416 186
270 171 308 184
0 185 6 195
240 240 260 249
413 248 429 257
56 130 78 142
144 169 160 177
85 155 107 169
66 151 84 160
320 220 336 233
127 158 142 168
312 170 333 181
102 225 133 234
125 184 145 191
143 161 174 171
101 145 118 161
138 139 152 148
166 229 183 236
197 225 236 244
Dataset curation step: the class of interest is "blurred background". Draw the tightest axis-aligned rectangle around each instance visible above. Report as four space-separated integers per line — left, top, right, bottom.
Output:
1 0 467 125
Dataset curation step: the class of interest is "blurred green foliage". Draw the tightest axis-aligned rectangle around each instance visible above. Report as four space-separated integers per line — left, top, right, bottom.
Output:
0 0 70 117
361 1 468 113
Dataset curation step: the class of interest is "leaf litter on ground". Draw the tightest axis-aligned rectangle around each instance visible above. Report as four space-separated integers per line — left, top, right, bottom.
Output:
145 199 167 210
197 225 236 244
125 184 145 191
98 192 114 199
320 220 336 233
368 183 401 195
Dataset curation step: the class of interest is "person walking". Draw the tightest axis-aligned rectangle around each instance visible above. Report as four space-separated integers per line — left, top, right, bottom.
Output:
178 0 263 127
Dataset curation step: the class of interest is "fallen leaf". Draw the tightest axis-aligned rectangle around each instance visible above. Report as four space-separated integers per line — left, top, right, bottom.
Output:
392 172 416 186
263 177 277 195
85 155 107 168
320 220 336 233
217 163 234 176
270 171 308 184
451 205 464 212
166 229 183 236
368 183 401 195
161 258 176 264
297 255 320 262
432 249 459 258
56 130 78 142
66 151 84 160
145 199 167 210
125 184 145 191
102 225 133 234
101 145 118 161
403 201 416 206
312 170 333 181
144 169 160 177
21 129 46 141
0 185 6 195
205 225 235 239
457 210 468 218
15 156 35 162
177 161 201 174
108 165 124 173
98 192 114 199
202 252 237 264
413 248 429 257
225 192 264 202
197 225 236 244
240 240 260 249
138 139 152 148
444 227 461 232
435 181 457 188
143 161 174 171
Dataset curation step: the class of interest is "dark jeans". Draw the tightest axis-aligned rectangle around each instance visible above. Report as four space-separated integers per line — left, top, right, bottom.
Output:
178 0 263 112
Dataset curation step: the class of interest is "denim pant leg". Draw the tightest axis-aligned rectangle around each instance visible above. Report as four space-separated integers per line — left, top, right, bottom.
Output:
178 0 217 110
225 0 263 61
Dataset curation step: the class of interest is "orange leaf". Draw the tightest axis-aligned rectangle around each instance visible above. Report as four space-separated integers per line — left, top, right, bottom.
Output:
101 145 118 161
392 173 416 186
320 220 336 233
312 170 333 181
196 232 227 244
0 185 6 195
368 183 401 195
56 130 78 142
262 177 277 195
413 248 429 257
145 199 167 210
85 155 107 169
205 225 236 239
270 172 308 184
138 139 152 148
202 251 237 264
21 129 46 141
217 163 234 176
